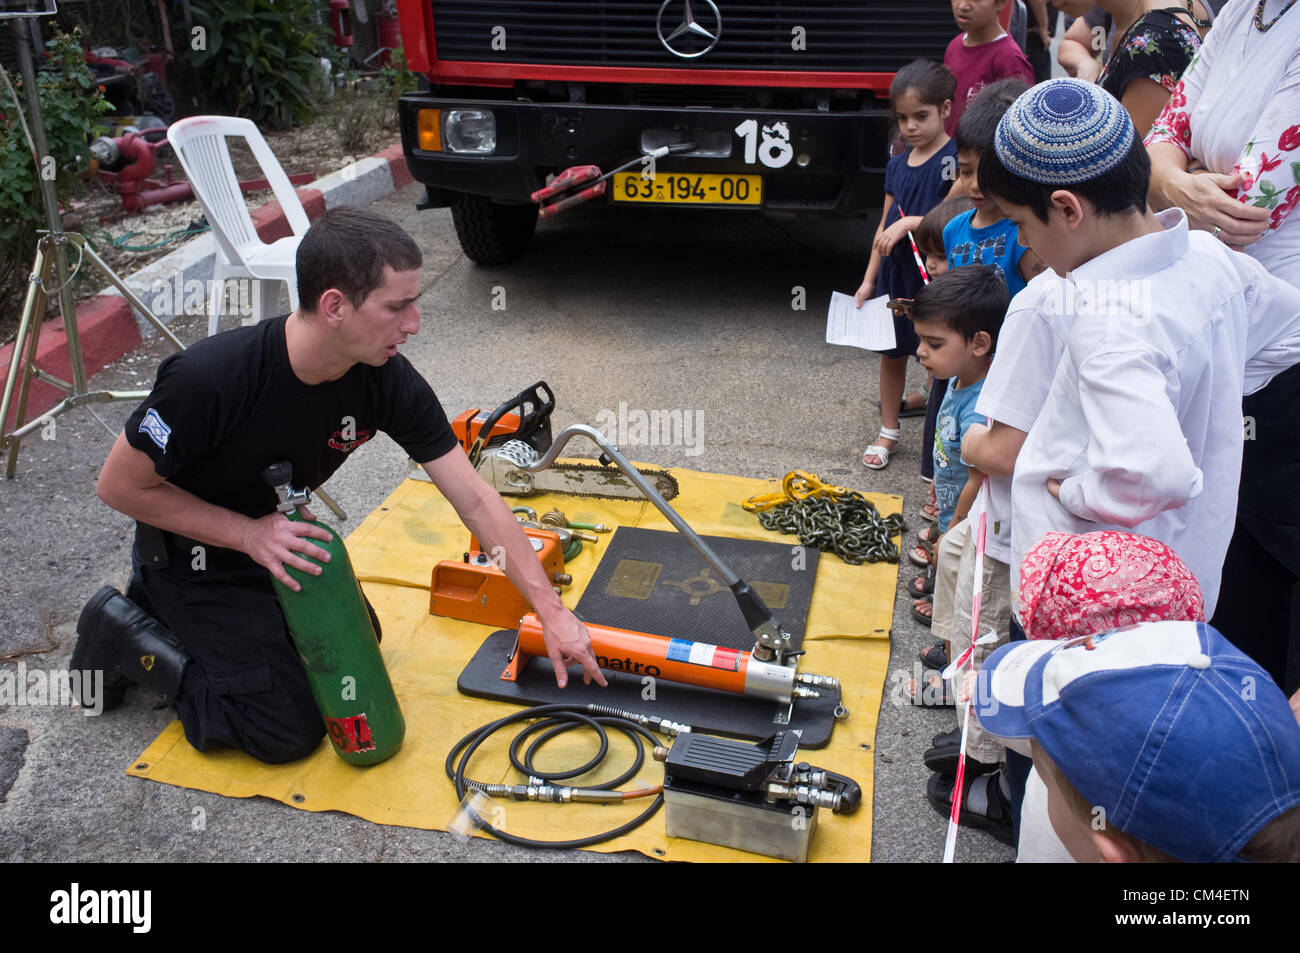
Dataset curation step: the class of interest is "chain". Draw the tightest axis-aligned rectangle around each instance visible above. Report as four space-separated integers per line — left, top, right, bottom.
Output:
747 473 907 565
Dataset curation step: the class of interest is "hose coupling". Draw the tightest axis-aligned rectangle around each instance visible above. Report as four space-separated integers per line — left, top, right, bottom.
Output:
585 704 691 736
795 672 840 691
764 781 841 812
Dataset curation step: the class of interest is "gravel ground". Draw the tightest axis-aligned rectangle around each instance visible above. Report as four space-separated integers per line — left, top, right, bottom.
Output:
0 181 1012 864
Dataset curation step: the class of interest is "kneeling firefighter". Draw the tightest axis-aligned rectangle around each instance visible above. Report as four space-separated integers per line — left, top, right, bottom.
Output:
71 207 605 764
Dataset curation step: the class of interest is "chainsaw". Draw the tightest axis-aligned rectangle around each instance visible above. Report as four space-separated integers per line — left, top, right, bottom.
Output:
450 382 679 501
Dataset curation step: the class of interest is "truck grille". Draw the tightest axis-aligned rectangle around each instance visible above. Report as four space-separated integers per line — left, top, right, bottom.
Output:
431 1 957 73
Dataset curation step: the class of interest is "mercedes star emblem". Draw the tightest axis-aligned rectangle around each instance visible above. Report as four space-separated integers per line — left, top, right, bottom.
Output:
656 0 722 59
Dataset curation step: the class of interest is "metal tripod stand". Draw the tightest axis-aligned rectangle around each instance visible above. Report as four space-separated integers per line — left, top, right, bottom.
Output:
0 4 348 520
0 5 184 478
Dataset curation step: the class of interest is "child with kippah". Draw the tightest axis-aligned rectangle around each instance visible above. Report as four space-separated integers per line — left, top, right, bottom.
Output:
960 77 1300 842
975 78 1300 620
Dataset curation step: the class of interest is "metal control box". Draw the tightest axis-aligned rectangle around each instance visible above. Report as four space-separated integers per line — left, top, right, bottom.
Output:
663 776 818 863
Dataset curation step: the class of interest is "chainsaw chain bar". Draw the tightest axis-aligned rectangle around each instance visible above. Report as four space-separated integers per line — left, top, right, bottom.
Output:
494 440 681 500
756 493 907 565
543 462 681 501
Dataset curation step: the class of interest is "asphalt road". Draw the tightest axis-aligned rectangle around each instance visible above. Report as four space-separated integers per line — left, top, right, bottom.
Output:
0 181 1012 863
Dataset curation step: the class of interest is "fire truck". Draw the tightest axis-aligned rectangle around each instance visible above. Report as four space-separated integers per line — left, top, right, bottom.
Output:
394 1 993 265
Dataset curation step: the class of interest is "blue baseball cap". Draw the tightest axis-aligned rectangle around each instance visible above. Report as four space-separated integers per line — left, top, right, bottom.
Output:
973 620 1300 862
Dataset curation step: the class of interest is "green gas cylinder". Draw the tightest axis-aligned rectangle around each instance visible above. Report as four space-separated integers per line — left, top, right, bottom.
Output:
264 465 405 766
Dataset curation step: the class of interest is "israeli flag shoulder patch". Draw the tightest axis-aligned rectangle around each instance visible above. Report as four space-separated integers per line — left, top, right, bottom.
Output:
139 408 172 451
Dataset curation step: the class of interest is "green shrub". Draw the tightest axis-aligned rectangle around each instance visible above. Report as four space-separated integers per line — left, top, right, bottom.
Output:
0 28 113 326
190 0 327 130
328 47 417 156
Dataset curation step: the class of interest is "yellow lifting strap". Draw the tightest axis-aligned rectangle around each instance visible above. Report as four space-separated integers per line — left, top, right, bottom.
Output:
742 470 859 513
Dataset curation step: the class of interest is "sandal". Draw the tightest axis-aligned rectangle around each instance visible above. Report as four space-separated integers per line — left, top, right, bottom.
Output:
861 425 901 471
917 524 941 547
907 542 932 568
904 671 955 708
920 501 940 523
910 597 933 627
918 640 948 669
926 769 1015 846
907 569 935 598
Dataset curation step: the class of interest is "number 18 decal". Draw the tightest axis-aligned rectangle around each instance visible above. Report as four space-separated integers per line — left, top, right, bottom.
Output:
734 119 795 169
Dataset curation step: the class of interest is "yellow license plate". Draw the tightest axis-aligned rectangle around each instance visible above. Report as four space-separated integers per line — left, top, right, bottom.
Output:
612 172 762 206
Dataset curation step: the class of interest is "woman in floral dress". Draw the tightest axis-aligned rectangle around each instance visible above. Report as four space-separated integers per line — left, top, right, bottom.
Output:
1146 0 1300 696
1054 1 1210 135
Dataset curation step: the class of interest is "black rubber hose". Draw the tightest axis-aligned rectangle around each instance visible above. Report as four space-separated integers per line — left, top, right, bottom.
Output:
508 714 609 782
445 703 664 850
512 716 646 790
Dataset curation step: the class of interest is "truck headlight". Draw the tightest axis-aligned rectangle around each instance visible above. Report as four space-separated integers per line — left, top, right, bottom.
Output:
444 110 497 154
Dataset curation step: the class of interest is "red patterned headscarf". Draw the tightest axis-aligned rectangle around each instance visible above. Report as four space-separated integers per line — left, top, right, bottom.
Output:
1018 532 1205 641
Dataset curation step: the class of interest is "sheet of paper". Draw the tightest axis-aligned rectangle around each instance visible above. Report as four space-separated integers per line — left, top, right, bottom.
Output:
825 291 896 351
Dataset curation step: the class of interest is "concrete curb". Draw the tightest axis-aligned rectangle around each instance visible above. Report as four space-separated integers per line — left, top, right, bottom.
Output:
0 141 416 425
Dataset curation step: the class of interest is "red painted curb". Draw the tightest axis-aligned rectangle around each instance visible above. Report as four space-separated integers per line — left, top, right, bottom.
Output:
379 143 414 189
2 141 408 431
1 295 141 430
252 187 327 242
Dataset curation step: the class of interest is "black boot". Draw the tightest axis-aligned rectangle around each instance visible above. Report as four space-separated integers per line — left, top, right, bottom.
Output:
70 585 190 711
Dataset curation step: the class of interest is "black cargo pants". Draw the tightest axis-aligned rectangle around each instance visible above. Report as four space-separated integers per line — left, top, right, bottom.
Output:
129 526 381 764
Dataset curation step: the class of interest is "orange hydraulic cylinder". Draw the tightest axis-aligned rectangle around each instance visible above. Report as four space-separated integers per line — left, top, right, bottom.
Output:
512 614 795 704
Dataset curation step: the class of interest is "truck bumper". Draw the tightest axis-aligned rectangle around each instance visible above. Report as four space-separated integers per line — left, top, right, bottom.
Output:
398 95 893 213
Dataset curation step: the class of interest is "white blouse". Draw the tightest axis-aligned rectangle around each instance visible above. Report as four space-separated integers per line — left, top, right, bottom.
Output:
1146 0 1300 286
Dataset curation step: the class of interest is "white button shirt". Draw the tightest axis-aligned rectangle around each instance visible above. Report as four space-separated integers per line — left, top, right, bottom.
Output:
974 269 1075 566
1011 209 1300 616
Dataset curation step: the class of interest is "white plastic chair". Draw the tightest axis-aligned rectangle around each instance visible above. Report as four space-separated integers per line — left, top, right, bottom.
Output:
167 116 309 336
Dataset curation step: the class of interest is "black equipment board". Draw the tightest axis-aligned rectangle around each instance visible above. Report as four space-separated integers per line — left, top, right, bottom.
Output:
572 526 818 650
457 630 841 748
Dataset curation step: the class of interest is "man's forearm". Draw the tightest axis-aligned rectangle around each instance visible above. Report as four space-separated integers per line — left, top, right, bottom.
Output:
455 485 567 620
104 481 254 552
99 459 253 554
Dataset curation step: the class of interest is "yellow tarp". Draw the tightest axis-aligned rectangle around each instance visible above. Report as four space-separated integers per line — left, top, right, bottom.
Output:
128 466 900 862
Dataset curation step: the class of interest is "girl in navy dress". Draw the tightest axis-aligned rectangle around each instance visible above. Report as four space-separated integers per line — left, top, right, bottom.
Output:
854 60 958 471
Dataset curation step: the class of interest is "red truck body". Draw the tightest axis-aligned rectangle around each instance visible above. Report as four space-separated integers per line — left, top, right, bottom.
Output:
394 2 1012 264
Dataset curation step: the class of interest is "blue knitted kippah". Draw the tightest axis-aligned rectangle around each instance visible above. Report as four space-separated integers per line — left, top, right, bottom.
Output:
994 79 1135 185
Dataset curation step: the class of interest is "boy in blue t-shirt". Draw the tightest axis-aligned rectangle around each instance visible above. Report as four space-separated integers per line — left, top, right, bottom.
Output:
903 266 1011 832
909 80 1044 569
944 79 1044 297
910 266 1009 534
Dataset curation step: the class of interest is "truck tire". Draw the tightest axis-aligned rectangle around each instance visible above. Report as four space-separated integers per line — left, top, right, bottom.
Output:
450 194 538 265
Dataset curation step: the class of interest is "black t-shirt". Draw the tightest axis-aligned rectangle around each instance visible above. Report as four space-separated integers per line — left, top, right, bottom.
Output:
124 315 458 520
